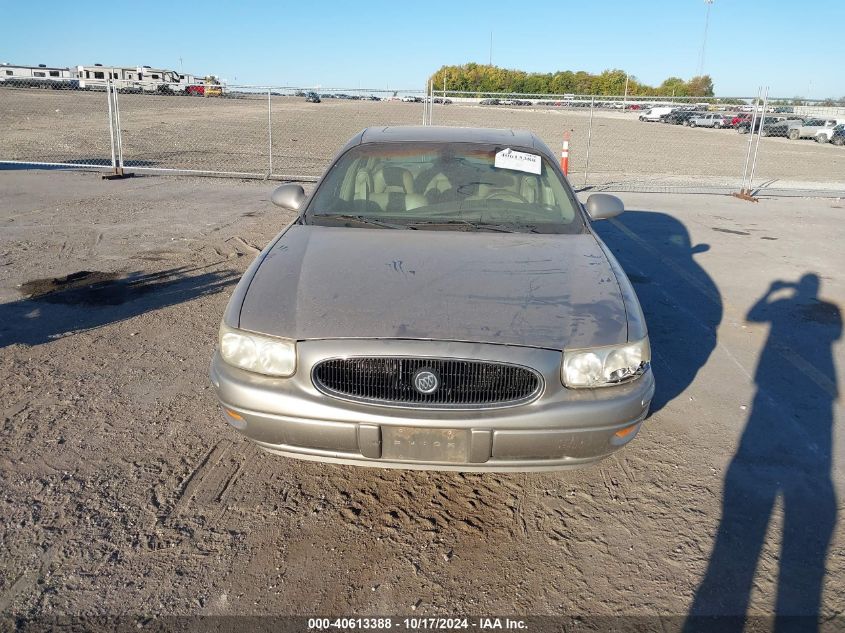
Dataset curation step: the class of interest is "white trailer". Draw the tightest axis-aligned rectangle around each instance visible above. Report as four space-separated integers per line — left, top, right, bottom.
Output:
0 63 77 87
76 64 188 91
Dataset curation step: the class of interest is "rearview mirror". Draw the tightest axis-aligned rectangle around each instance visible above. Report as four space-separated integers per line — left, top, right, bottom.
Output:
271 184 306 211
585 194 624 220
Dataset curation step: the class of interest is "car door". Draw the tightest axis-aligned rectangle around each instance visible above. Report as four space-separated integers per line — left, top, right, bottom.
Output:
801 119 821 135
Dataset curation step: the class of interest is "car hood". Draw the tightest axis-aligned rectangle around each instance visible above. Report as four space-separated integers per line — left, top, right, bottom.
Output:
238 225 628 350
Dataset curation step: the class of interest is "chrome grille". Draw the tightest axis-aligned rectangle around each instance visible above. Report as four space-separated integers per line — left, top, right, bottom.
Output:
312 357 542 408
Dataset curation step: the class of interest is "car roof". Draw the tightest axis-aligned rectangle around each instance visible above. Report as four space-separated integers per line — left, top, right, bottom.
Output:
358 126 536 147
337 126 556 164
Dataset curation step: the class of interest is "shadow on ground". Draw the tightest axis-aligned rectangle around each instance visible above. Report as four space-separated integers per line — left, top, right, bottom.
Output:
0 265 239 348
598 213 840 627
685 274 840 632
594 209 722 413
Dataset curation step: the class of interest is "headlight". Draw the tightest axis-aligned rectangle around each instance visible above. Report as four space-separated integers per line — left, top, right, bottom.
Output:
218 323 296 377
562 336 650 388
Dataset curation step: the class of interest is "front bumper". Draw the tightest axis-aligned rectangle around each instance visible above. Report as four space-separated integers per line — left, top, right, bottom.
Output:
209 339 655 472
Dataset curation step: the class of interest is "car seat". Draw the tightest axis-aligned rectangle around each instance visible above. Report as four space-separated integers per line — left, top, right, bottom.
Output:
370 166 426 212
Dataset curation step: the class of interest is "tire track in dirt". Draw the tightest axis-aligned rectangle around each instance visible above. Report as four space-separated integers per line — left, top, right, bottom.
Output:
165 439 232 522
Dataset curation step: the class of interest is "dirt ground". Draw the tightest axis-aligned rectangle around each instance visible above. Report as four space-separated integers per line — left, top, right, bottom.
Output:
0 169 843 626
1 87 844 193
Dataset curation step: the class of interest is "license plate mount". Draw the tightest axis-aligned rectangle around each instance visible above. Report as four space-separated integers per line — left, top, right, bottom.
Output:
381 427 469 463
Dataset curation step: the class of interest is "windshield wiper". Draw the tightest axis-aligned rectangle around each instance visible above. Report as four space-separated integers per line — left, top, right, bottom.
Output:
313 214 412 230
407 219 539 233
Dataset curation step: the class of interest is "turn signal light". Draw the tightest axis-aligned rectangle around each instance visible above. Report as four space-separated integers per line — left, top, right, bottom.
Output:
614 423 639 439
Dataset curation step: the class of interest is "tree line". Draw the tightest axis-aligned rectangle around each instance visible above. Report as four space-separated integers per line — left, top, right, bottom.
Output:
429 64 715 97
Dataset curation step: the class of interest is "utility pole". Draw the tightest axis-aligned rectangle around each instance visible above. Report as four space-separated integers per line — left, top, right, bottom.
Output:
697 0 714 76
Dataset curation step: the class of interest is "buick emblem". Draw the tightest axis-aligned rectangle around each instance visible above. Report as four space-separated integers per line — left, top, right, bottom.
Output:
413 368 440 394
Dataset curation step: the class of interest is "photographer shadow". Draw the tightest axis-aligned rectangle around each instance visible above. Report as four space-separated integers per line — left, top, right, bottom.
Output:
686 274 840 631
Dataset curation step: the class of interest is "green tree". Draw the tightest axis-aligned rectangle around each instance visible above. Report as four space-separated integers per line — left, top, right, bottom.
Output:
429 64 717 97
686 75 715 97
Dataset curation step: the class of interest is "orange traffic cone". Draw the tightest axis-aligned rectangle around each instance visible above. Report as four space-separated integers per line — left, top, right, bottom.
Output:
560 131 571 176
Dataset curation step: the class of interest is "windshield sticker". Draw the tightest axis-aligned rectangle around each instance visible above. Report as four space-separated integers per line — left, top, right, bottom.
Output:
494 148 542 175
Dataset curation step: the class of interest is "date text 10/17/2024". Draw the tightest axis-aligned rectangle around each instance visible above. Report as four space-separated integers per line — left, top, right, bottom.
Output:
307 618 528 630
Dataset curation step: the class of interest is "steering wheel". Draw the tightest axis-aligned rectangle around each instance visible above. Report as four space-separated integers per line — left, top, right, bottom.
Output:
483 188 529 203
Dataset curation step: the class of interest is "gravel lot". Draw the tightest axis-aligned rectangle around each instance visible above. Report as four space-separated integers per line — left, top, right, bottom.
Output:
1 169 843 627
2 88 844 193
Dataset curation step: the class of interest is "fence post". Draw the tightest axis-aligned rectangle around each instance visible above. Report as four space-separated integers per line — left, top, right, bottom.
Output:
113 82 124 173
267 88 273 178
428 80 433 125
102 79 132 179
739 87 762 193
583 96 595 188
106 79 116 172
747 86 769 194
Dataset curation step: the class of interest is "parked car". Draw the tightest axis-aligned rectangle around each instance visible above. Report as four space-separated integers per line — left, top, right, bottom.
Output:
761 118 804 137
813 123 841 143
305 91 321 103
729 113 753 128
688 113 728 128
639 106 674 122
479 98 501 105
664 110 698 125
401 96 420 103
830 125 845 146
432 97 453 104
736 116 782 134
791 118 840 141
210 126 654 471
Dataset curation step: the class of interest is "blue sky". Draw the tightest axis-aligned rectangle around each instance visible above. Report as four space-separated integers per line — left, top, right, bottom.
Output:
3 0 843 97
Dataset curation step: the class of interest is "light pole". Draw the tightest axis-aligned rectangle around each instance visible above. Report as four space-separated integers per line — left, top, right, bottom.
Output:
697 0 714 76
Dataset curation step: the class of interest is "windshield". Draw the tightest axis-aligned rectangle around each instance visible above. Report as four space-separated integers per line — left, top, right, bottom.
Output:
305 142 584 234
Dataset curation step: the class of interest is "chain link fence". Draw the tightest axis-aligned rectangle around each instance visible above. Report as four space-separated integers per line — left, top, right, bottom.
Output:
428 90 845 196
1 77 843 196
0 79 114 168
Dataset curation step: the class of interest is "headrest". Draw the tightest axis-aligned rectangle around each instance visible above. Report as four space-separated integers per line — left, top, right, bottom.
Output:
381 166 408 188
374 166 412 193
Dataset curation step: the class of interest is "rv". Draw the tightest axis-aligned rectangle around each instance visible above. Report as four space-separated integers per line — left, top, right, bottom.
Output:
0 63 77 88
76 64 191 91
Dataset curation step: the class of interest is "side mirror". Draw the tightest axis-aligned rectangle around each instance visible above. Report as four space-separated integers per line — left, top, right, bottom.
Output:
585 194 624 220
271 184 306 211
